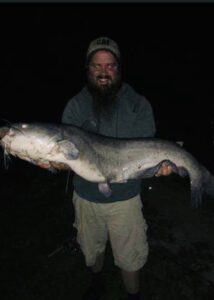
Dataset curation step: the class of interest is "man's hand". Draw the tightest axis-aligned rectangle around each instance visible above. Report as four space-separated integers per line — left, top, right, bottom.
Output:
50 161 71 170
37 161 71 171
37 161 51 169
155 162 173 177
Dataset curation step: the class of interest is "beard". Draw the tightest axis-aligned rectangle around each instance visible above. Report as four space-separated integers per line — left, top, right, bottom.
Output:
87 73 122 121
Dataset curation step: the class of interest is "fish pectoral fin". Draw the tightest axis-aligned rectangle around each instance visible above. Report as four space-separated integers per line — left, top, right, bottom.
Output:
58 140 79 160
98 182 112 197
178 166 188 177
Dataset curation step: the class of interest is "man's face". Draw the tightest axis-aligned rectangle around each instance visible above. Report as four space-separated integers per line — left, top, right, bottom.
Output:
87 50 120 90
87 50 121 120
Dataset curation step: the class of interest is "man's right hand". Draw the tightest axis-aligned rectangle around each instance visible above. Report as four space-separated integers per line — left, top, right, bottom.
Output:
37 161 71 171
37 161 51 169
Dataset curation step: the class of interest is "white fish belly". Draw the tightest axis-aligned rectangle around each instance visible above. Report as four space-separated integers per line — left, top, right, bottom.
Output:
66 159 105 182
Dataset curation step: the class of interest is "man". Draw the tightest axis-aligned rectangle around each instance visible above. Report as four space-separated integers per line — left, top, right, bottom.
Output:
62 37 171 300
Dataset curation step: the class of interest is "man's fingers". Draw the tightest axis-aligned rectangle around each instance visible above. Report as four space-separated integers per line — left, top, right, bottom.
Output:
156 165 172 177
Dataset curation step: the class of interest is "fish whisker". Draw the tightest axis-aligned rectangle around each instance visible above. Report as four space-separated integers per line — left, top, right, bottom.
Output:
3 149 11 169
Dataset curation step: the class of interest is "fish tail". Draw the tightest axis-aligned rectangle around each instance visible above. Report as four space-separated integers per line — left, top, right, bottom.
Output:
203 168 214 197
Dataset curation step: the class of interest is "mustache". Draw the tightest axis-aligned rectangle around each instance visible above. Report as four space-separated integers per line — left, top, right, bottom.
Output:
96 75 111 80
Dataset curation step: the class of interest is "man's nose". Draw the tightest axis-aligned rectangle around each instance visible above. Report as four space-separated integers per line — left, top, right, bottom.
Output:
99 65 109 75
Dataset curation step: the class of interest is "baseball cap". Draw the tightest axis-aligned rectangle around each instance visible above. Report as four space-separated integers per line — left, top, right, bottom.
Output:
86 37 120 62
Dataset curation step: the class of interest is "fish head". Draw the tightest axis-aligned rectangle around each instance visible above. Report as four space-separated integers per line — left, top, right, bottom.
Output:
0 123 65 164
0 126 10 139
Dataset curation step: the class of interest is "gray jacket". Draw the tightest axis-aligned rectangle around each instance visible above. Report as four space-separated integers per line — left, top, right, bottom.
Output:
62 83 156 202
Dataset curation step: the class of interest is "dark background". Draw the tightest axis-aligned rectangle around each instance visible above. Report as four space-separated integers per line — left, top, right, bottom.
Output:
0 4 214 300
0 4 213 157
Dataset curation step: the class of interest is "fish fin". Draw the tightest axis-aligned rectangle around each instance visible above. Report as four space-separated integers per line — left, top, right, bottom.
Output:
178 166 188 177
191 185 203 208
203 168 214 198
98 182 112 197
58 140 79 160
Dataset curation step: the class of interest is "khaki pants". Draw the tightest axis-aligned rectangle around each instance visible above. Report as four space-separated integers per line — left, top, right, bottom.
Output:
72 191 149 272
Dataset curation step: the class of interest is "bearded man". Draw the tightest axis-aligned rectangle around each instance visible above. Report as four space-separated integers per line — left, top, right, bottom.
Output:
62 37 171 300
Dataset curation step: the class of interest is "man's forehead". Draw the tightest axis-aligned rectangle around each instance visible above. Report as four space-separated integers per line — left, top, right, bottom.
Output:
90 50 117 63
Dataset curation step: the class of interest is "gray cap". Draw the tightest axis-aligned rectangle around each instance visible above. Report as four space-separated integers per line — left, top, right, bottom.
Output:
86 37 120 61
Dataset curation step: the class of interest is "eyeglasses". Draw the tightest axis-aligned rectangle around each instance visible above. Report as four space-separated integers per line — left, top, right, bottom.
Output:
89 63 118 72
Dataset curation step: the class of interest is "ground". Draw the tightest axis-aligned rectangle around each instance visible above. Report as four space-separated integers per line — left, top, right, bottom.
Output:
0 158 214 300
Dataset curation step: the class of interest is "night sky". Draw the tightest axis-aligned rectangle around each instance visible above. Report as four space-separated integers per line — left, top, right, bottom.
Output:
0 3 213 158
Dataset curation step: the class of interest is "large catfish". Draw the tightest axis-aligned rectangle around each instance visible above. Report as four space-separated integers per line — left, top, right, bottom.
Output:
0 122 213 207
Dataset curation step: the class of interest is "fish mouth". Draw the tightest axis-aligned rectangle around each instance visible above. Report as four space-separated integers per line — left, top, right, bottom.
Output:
0 127 10 140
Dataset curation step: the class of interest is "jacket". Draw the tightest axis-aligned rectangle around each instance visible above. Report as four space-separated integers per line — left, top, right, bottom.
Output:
62 83 156 203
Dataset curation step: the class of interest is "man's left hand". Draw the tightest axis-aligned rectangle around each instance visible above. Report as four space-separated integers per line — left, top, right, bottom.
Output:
155 162 173 177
